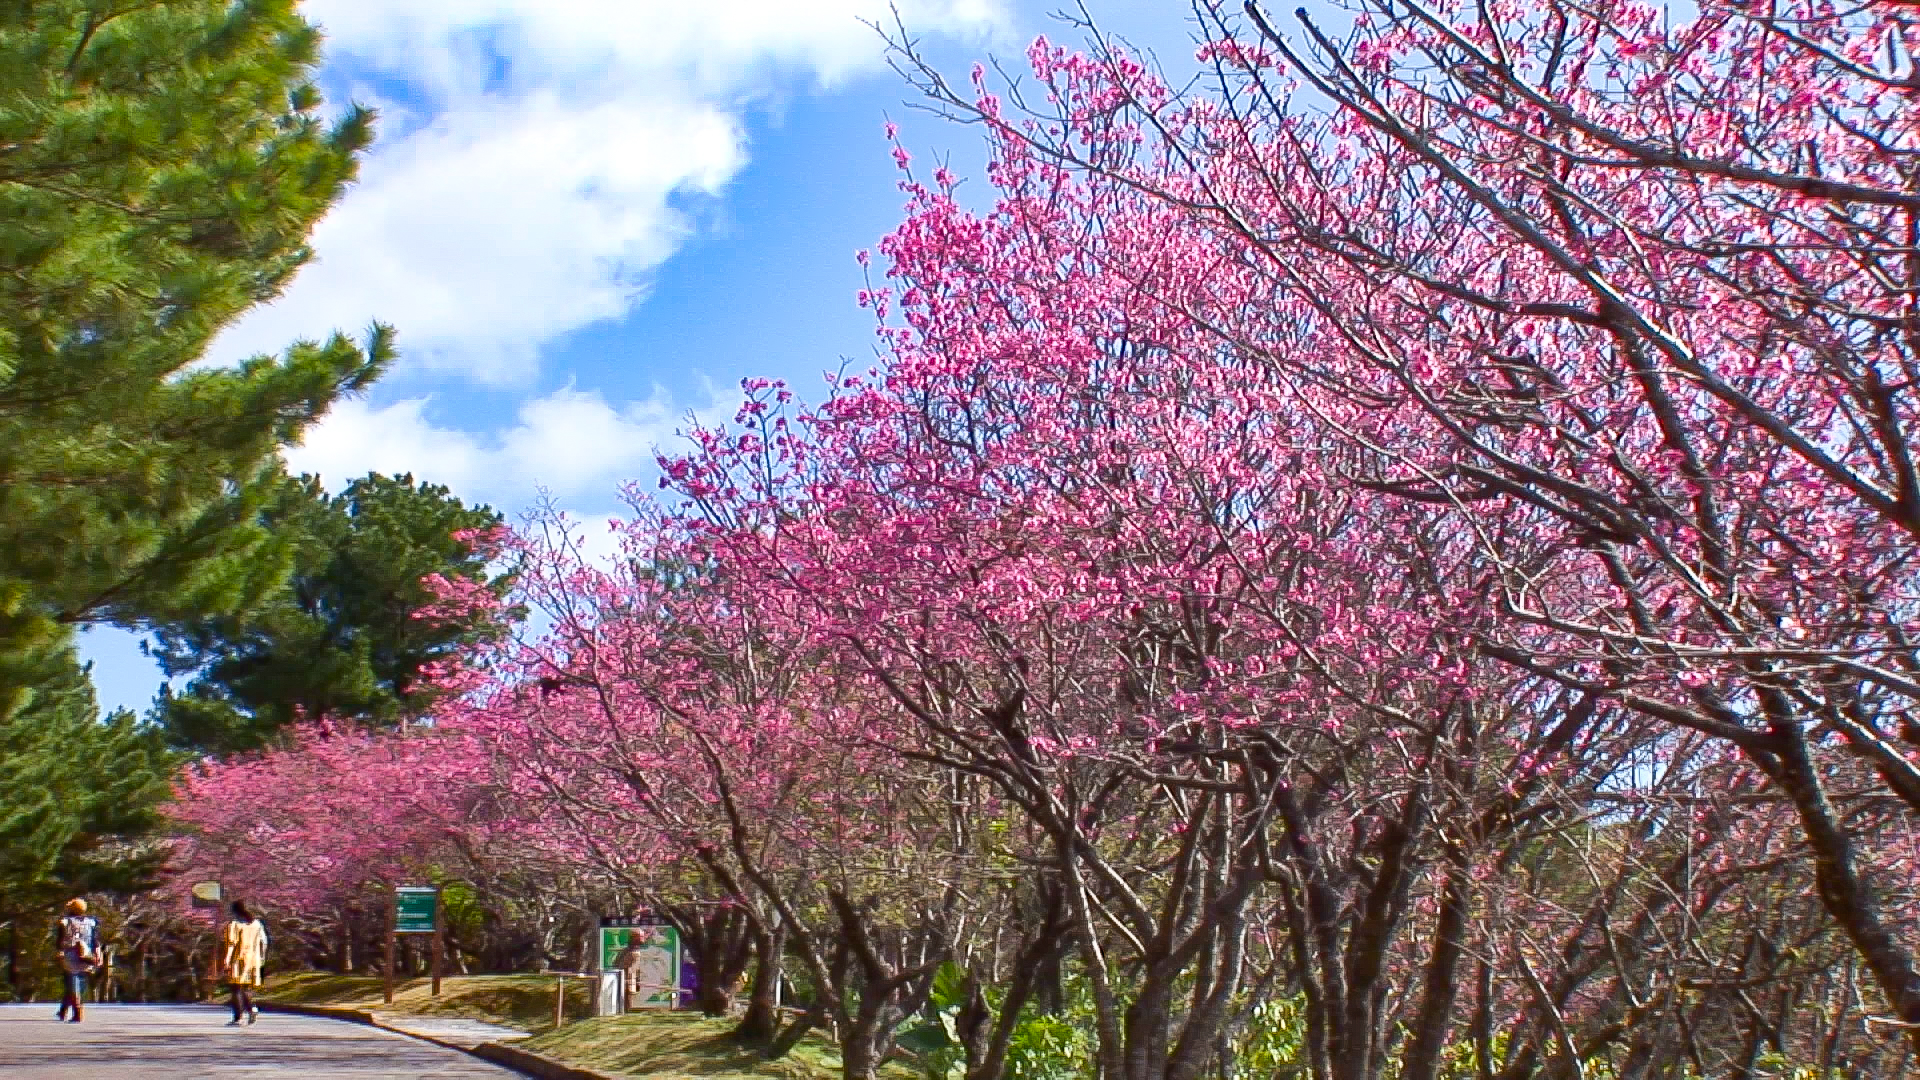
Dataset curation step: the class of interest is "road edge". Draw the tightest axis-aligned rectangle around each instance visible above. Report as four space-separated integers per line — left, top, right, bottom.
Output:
259 1002 380 1026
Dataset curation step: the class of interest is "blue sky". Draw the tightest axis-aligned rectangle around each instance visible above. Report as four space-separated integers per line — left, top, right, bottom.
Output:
81 0 1213 715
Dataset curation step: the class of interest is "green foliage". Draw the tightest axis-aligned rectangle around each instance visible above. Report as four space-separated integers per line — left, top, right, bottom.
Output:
0 0 387 937
1002 1013 1089 1080
1224 995 1522 1080
897 1010 964 1080
898 963 967 1080
0 636 173 942
1228 995 1308 1080
152 472 511 751
438 878 489 948
1432 1030 1510 1080
901 964 1092 1080
1746 1055 1845 1080
0 0 391 693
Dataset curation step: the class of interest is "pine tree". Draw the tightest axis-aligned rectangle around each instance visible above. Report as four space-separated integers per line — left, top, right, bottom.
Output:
0 635 173 1001
0 641 171 900
0 0 389 913
0 0 393 720
154 473 514 753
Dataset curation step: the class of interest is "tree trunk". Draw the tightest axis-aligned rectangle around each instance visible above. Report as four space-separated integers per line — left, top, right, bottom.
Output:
765 1002 824 1061
734 924 784 1044
1033 946 1063 1015
964 887 1074 1080
1760 729 1920 1053
840 1008 885 1080
1400 862 1470 1080
679 905 752 1018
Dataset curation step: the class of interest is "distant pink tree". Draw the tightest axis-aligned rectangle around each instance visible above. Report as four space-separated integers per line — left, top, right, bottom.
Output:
169 718 514 967
431 506 983 1070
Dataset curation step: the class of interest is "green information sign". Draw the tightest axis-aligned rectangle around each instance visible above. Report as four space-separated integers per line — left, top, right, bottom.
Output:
395 887 438 934
600 921 679 1009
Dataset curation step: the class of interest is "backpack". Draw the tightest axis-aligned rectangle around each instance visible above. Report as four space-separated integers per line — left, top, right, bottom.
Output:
59 916 93 956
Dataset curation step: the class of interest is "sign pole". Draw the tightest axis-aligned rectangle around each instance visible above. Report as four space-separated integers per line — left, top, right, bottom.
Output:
384 886 396 1006
431 889 444 997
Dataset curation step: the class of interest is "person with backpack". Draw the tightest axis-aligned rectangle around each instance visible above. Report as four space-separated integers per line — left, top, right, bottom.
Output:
53 898 102 1023
217 899 268 1025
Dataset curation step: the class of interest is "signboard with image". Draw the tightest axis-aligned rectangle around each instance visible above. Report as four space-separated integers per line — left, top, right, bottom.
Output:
599 917 680 1009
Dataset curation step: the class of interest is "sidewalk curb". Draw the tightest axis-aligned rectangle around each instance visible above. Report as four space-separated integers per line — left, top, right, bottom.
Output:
474 1040 621 1080
259 1001 617 1078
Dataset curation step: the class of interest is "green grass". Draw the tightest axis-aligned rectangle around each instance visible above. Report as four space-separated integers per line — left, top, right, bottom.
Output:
259 971 591 1033
523 1010 916 1080
261 972 914 1080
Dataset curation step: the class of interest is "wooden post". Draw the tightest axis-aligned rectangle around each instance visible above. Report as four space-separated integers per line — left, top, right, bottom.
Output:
554 975 566 1029
431 889 444 997
338 907 353 974
384 887 396 1006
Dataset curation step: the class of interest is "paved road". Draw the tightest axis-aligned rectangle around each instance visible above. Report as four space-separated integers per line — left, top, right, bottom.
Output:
0 1004 526 1078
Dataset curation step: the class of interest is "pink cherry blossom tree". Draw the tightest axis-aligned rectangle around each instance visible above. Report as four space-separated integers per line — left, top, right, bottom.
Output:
166 5 1920 1071
887 0 1920 1044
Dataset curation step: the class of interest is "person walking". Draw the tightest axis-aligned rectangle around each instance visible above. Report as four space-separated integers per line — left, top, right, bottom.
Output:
217 900 269 1026
53 898 102 1023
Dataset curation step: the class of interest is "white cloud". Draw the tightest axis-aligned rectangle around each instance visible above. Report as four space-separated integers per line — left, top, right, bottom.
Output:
498 386 679 494
562 512 632 571
304 0 1009 99
282 396 482 489
215 94 742 380
284 385 697 502
211 0 1010 382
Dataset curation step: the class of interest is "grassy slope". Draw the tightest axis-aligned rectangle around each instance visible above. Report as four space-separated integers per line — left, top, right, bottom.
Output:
259 972 591 1033
521 1011 901 1080
259 973 911 1080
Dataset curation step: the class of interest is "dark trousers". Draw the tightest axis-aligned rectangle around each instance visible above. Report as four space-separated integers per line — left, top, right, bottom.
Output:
57 971 86 1019
230 982 254 1021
